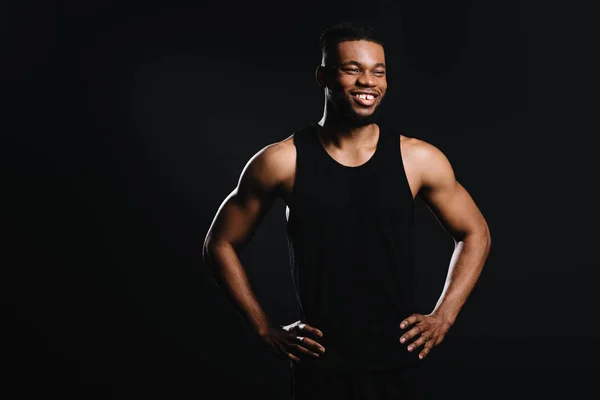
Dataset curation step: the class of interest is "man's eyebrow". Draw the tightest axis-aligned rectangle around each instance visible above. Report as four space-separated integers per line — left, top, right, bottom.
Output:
339 61 386 68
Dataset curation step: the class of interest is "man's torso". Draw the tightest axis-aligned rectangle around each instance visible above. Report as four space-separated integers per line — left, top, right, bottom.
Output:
273 131 421 209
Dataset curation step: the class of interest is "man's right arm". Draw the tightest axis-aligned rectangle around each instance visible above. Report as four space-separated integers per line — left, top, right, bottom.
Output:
202 141 325 362
202 143 282 337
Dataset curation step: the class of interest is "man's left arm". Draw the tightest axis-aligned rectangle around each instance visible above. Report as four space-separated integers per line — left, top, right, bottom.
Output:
399 141 492 360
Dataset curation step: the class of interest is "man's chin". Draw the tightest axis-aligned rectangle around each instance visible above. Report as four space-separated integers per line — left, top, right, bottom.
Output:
330 96 383 126
343 109 380 126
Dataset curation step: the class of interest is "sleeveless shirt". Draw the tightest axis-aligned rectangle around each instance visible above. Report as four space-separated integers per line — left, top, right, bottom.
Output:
286 123 418 371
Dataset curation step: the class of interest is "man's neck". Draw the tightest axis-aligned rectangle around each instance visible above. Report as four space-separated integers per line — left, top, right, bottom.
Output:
317 112 379 149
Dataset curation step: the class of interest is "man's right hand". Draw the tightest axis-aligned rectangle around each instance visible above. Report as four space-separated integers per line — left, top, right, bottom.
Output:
260 320 326 363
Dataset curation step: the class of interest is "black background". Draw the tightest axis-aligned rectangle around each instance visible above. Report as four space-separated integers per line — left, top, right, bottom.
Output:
4 0 599 398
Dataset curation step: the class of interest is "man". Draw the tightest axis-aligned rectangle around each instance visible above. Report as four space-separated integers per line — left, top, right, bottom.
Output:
203 21 491 399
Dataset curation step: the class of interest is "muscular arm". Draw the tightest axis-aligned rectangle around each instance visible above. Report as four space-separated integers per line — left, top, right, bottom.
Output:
202 143 290 337
415 142 492 324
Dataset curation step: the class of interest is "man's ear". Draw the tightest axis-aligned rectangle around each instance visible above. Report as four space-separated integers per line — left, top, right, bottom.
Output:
315 66 327 88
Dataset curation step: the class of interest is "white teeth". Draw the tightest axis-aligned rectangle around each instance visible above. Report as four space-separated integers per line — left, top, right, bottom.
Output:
355 94 375 100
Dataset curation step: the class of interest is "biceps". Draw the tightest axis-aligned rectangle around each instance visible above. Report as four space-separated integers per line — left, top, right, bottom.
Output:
207 188 275 248
421 181 486 240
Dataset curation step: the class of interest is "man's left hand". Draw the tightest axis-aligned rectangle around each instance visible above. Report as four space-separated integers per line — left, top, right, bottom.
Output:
399 313 453 360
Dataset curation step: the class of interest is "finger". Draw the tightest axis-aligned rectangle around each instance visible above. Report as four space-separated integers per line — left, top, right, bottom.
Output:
434 333 446 346
419 339 435 360
400 314 422 330
296 324 324 339
399 323 423 344
286 351 301 362
406 333 430 352
290 340 321 358
295 335 326 354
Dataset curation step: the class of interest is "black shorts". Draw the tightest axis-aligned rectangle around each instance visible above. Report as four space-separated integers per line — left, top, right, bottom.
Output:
290 363 432 400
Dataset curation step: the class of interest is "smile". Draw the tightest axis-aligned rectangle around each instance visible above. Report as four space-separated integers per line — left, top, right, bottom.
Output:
350 92 378 106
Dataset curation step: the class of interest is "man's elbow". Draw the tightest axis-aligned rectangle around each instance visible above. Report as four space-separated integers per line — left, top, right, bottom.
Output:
202 236 233 268
474 225 491 255
461 225 491 253
202 235 220 267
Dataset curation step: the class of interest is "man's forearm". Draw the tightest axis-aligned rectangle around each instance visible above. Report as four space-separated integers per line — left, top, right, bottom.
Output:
432 230 491 323
203 241 273 336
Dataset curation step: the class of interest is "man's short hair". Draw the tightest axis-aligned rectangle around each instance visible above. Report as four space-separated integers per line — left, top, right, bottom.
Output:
319 21 384 66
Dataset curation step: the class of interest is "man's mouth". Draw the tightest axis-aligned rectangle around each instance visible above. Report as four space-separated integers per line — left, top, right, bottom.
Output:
350 92 378 107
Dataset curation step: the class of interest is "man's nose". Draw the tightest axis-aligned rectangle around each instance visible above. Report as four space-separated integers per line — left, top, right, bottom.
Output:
356 72 376 87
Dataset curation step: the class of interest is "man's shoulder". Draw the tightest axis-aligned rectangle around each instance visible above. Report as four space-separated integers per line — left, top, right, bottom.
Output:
399 134 429 151
259 122 317 164
258 134 296 167
244 134 296 186
399 134 447 166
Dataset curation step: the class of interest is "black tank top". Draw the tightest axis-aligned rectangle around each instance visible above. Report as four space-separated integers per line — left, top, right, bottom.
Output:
286 123 417 371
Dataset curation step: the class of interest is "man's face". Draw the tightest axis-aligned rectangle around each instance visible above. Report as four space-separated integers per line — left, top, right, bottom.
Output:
324 40 387 126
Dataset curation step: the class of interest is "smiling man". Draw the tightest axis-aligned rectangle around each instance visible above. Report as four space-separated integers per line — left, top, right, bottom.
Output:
203 21 491 400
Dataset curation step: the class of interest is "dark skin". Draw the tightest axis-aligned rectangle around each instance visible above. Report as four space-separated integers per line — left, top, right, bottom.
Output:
203 40 491 363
